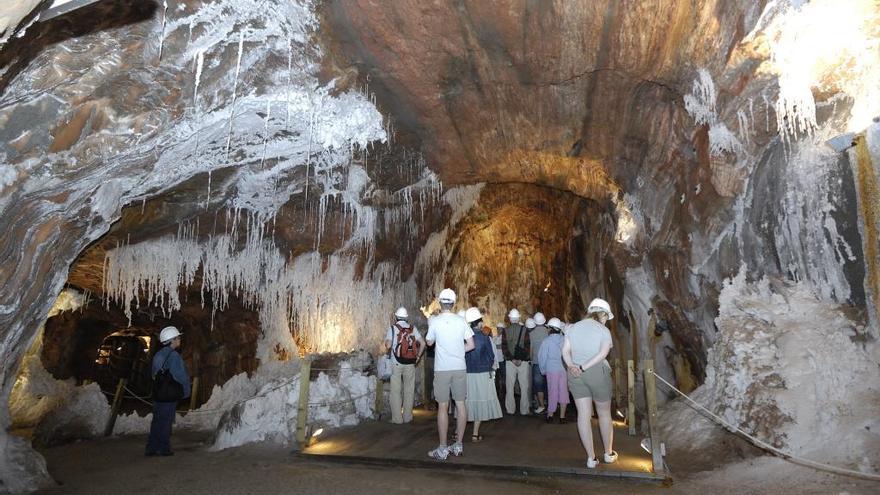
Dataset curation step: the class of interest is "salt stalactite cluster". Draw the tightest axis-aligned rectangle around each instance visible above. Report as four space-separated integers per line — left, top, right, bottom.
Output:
752 0 880 140
683 68 744 157
104 154 447 356
412 183 485 310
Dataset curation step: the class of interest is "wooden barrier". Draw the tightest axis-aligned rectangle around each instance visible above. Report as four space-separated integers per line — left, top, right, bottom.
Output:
419 358 427 407
189 376 200 411
103 378 127 437
642 359 664 475
627 360 636 435
295 356 312 446
612 358 622 409
374 375 384 420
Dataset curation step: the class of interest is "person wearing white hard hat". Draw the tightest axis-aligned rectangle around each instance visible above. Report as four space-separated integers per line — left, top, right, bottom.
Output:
501 308 531 415
146 326 190 457
562 298 617 468
384 307 425 424
462 308 502 442
425 289 475 460
529 312 549 414
538 318 569 423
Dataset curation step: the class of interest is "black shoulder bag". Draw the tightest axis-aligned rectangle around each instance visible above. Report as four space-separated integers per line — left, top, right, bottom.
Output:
513 325 530 361
153 351 184 402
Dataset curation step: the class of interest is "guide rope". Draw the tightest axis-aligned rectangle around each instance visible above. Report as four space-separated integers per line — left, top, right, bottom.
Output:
650 370 880 481
105 363 375 415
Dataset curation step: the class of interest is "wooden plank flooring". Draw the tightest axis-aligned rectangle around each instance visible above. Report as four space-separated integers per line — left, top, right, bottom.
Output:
299 408 667 481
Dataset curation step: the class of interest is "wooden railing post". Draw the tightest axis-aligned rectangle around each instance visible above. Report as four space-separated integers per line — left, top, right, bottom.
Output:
295 356 312 446
189 376 200 411
104 378 127 437
642 359 665 475
627 360 636 435
374 374 385 420
419 357 427 407
612 358 622 410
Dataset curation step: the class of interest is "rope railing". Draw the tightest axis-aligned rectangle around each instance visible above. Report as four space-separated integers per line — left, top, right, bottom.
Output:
649 370 880 482
106 366 374 414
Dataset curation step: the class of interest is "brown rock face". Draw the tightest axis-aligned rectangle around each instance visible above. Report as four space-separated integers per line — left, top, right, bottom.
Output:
321 0 764 187
441 183 599 320
40 292 262 411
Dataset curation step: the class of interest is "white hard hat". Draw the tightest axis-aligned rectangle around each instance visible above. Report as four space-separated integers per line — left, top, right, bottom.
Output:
587 298 614 320
534 312 546 325
547 317 563 330
525 318 536 329
438 288 457 304
465 307 482 323
508 308 521 321
394 307 409 319
159 326 181 344
457 310 466 318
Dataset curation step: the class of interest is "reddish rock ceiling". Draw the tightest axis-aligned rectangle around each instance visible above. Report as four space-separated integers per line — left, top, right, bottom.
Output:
321 0 765 191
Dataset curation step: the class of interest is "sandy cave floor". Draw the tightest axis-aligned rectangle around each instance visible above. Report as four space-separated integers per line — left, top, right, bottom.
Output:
30 429 878 495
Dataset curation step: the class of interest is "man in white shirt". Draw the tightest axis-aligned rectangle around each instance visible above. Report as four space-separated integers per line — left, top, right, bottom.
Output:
384 306 425 424
425 288 474 460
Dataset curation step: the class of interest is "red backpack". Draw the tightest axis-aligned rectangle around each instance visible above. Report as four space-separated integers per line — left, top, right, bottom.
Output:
393 323 419 364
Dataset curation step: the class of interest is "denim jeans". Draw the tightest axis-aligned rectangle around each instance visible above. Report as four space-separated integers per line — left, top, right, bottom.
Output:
531 363 546 400
146 401 177 454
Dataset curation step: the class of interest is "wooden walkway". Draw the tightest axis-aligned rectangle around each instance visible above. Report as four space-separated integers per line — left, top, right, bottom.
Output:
297 408 668 481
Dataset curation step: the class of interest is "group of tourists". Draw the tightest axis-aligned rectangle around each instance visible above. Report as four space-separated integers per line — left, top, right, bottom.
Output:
384 288 618 468
146 287 617 469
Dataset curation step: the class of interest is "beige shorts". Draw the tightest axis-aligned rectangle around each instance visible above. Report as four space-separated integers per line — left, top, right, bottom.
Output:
567 361 612 402
434 370 467 403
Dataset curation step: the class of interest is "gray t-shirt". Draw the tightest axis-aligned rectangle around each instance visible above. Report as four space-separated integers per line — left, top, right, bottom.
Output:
566 318 612 368
529 325 549 363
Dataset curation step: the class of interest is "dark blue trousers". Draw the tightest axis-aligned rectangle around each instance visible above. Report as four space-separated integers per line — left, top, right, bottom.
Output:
146 401 177 454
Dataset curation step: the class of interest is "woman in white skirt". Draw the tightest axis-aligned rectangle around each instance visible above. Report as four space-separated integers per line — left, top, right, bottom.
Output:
463 307 503 442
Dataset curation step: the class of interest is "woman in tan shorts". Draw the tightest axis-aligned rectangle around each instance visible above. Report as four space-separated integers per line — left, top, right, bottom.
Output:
562 298 617 468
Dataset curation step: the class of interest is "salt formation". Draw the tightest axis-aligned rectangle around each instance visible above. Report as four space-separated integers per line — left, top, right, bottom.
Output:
0 1 392 490
753 0 880 140
412 184 485 309
9 289 86 424
211 353 375 450
660 268 879 474
103 168 449 356
683 68 744 157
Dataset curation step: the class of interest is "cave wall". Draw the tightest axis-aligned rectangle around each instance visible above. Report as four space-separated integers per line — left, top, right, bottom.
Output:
1 0 879 492
38 290 262 409
0 1 395 491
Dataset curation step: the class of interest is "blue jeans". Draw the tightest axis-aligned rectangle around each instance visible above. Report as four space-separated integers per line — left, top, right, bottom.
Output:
146 401 177 454
531 363 546 400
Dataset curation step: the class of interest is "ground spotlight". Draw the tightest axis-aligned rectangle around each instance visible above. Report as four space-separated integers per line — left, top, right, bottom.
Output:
640 438 666 456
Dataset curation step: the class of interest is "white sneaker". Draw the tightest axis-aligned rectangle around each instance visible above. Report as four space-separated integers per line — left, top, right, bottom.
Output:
428 445 449 460
449 441 463 457
603 451 618 464
587 457 599 468
534 406 545 414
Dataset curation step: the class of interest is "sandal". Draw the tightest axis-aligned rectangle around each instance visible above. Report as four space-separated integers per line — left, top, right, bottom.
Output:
471 434 483 443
